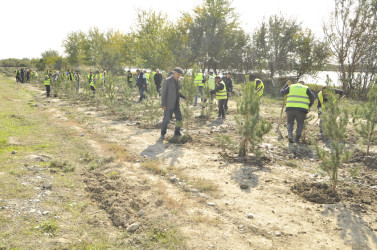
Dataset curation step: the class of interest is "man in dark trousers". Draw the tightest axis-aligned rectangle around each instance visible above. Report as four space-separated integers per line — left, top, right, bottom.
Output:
222 72 233 112
154 69 163 96
160 67 185 140
280 80 315 143
127 70 133 85
210 75 227 119
136 69 147 102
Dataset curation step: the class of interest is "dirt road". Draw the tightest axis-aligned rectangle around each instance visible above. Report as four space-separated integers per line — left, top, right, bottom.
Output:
1 76 376 249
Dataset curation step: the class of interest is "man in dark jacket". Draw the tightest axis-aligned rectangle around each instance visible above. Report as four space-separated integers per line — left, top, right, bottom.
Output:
280 80 315 143
127 70 133 85
160 67 185 140
222 72 233 112
154 69 163 96
136 69 147 102
318 86 344 135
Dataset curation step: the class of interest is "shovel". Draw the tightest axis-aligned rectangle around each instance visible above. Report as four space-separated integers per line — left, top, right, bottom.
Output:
276 96 287 140
302 117 320 142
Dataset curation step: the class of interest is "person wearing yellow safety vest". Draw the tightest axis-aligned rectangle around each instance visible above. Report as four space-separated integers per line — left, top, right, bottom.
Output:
222 72 233 112
194 72 206 107
44 73 52 97
207 71 216 100
250 75 264 98
127 70 133 85
280 80 315 143
317 86 344 135
88 71 95 94
210 75 228 119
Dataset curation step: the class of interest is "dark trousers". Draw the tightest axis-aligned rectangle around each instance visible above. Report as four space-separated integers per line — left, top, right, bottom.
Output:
156 83 161 96
287 110 306 139
45 85 50 97
90 85 95 94
161 105 182 136
224 92 229 110
218 99 226 118
139 87 146 101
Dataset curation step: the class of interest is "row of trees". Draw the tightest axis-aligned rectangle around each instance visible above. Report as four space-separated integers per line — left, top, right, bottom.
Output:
1 0 376 97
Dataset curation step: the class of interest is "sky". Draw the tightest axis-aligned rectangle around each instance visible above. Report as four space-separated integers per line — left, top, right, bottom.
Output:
0 0 334 60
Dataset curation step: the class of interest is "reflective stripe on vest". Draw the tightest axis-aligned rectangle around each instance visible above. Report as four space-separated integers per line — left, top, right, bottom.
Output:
195 73 204 87
44 75 50 86
286 83 309 110
216 81 227 99
255 78 264 97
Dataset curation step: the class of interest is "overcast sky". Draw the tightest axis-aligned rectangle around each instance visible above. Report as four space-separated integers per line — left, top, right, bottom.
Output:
0 0 334 60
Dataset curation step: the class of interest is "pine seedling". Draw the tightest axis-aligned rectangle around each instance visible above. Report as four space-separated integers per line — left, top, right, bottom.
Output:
315 89 350 191
353 82 377 155
180 66 199 135
235 81 271 157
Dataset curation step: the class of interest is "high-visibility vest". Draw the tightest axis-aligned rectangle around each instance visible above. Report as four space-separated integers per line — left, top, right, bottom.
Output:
88 74 95 87
216 81 227 99
194 73 204 87
255 78 264 97
208 75 215 90
44 75 50 86
145 73 150 84
286 83 309 111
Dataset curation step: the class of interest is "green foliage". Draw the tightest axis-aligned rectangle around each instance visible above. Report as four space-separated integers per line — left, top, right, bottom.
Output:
353 83 377 155
181 66 199 134
235 81 272 156
315 89 350 191
38 220 59 236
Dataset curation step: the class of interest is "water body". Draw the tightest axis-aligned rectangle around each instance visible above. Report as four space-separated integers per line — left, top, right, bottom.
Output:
301 71 341 86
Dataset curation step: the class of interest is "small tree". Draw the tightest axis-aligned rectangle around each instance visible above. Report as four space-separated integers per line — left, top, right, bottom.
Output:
180 66 198 135
353 82 377 155
235 81 271 156
315 89 350 191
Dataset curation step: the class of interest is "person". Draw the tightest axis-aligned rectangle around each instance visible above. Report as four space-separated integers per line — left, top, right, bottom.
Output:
102 69 106 88
154 69 163 96
222 72 233 112
210 75 227 119
193 71 206 107
127 70 133 85
16 69 20 82
166 67 173 78
250 75 264 98
88 71 95 94
160 67 185 140
318 86 344 135
75 71 80 93
44 73 52 97
280 80 315 143
136 69 147 102
20 68 24 83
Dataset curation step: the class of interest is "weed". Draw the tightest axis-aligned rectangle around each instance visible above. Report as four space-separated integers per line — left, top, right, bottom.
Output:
63 166 76 173
191 178 218 194
143 226 184 249
168 135 192 144
38 220 59 236
50 160 69 169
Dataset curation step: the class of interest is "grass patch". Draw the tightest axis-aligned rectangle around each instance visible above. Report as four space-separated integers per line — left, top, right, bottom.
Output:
191 178 218 194
141 225 184 249
168 134 192 144
141 160 166 176
38 220 59 236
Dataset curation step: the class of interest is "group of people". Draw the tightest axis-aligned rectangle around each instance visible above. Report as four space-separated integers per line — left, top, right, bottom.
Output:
15 68 37 83
280 80 343 143
17 66 340 143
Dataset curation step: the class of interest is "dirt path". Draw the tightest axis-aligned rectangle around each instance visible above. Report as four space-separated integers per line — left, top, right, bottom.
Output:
10 81 377 249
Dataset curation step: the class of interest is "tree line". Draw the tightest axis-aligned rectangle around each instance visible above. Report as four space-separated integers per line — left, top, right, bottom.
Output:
1 0 376 98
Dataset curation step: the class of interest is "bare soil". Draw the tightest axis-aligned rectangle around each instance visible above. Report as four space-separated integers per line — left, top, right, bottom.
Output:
3 79 377 249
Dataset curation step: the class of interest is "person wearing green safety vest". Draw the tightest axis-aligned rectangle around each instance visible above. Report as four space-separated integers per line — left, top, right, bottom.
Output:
44 73 52 97
194 72 206 107
280 80 315 143
88 71 95 94
207 71 216 100
144 70 150 85
210 75 227 119
317 86 344 136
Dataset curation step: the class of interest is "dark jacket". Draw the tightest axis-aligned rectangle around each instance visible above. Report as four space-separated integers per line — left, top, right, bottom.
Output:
280 84 315 113
136 72 146 89
154 73 163 86
210 81 225 94
127 73 133 83
222 76 233 93
161 76 184 110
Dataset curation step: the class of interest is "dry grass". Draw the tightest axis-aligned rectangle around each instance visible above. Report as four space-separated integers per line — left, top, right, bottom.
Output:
141 160 167 176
